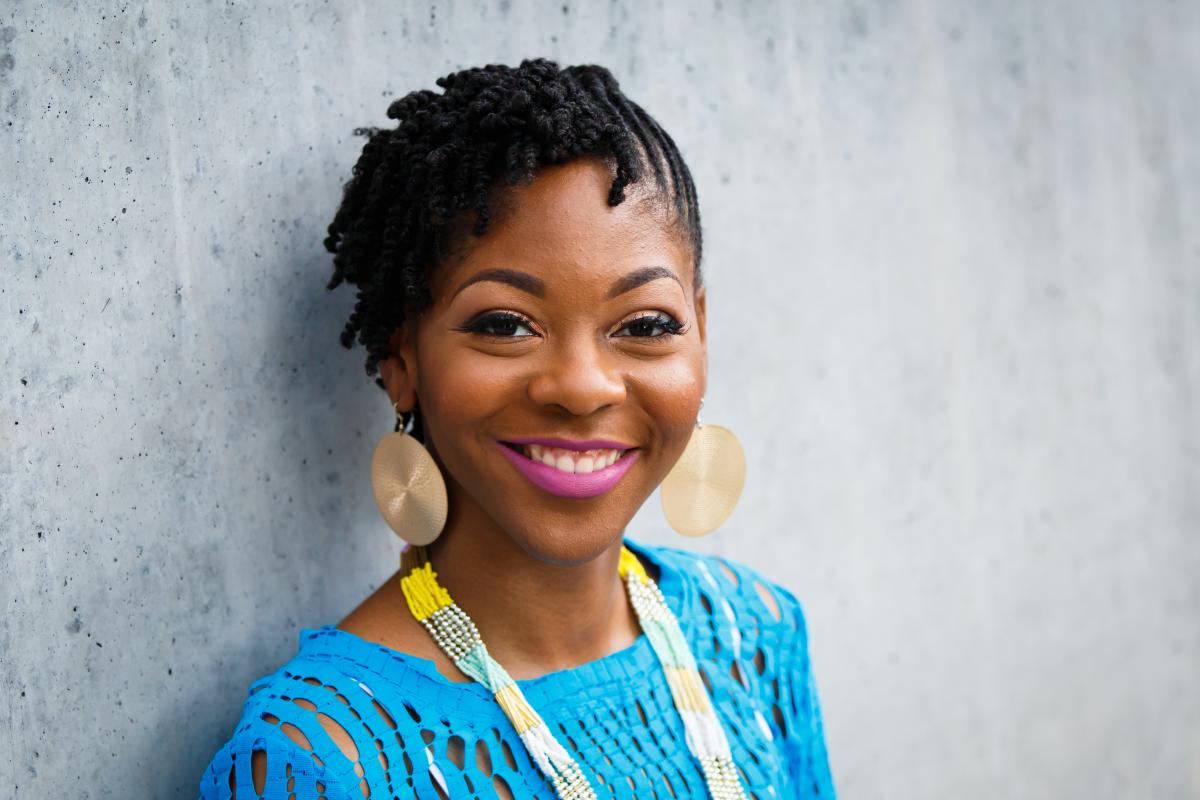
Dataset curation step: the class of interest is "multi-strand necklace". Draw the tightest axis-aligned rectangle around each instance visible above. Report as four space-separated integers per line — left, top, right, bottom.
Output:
399 544 748 799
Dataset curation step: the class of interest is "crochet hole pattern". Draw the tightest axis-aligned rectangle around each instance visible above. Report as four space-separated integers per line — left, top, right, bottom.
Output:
199 544 834 799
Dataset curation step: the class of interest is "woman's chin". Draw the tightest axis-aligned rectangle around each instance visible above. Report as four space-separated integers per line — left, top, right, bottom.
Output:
503 522 630 568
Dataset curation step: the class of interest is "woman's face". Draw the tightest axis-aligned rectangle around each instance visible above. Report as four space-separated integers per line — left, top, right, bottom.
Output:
381 157 706 565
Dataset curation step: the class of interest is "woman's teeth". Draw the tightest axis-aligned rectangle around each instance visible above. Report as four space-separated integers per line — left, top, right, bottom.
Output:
521 444 625 474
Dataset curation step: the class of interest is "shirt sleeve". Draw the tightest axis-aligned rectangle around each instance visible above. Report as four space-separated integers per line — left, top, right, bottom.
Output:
196 718 357 800
777 584 837 798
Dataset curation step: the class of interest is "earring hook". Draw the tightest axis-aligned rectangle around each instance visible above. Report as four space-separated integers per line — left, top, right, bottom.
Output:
393 401 406 434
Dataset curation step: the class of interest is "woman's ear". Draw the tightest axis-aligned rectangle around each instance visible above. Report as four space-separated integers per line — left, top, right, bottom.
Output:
377 322 419 412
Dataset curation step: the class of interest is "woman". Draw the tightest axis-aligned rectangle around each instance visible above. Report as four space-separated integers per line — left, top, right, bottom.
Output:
198 58 835 799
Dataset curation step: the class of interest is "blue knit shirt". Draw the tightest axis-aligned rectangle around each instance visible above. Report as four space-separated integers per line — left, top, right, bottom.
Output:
196 538 836 799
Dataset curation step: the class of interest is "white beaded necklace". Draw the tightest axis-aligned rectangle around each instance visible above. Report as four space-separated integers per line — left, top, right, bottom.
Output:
399 543 748 799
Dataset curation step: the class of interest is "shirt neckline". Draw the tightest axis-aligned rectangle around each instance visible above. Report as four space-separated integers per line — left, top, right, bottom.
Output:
296 536 686 705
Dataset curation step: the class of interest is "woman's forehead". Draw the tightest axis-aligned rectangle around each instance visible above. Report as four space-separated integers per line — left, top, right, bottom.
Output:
429 160 694 301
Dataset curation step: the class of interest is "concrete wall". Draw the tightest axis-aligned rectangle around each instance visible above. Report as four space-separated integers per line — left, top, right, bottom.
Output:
2 1 1197 797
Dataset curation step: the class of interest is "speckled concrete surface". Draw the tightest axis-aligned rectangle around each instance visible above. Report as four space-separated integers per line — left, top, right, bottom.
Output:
2 1 1197 798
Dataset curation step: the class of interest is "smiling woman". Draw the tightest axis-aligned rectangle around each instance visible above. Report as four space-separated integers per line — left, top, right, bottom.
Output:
196 58 835 800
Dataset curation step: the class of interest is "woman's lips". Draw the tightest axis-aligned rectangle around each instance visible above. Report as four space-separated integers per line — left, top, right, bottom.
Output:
495 440 640 499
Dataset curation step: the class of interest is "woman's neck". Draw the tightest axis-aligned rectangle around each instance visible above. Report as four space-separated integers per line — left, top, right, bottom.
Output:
423 504 641 681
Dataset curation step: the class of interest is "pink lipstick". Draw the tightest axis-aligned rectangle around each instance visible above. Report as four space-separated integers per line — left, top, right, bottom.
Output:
495 440 640 499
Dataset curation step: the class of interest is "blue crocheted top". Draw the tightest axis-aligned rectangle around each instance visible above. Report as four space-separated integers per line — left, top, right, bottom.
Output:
197 538 835 799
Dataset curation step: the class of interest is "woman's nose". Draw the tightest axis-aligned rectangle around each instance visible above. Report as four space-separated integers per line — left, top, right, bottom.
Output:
526 337 627 417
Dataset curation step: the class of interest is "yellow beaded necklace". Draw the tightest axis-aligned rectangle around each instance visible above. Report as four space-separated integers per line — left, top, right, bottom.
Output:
399 543 748 799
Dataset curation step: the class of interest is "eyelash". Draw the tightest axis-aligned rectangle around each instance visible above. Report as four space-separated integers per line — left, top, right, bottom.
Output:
614 313 685 339
458 311 685 340
457 312 538 339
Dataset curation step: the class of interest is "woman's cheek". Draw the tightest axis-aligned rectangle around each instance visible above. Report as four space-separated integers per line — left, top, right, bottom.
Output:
629 354 705 466
423 346 520 419
414 345 520 481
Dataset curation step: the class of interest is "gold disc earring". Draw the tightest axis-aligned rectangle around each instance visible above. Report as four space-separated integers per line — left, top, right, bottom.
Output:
369 402 448 546
660 398 746 537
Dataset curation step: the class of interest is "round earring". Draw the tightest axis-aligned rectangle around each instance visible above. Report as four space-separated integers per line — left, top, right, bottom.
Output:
369 402 448 546
660 398 746 537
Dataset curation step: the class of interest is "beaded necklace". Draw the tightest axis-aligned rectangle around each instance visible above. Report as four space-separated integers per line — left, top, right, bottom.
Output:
399 543 748 799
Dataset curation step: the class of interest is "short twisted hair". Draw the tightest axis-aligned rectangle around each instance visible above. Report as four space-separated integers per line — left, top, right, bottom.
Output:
323 58 703 430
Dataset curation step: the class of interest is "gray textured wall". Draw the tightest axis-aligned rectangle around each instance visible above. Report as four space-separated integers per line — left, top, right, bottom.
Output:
2 1 1197 798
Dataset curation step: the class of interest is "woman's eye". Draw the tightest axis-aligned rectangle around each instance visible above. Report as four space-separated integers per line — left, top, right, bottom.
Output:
461 312 538 338
614 314 685 339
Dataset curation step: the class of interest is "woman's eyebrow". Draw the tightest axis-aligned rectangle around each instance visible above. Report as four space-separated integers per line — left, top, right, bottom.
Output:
606 266 683 298
452 268 546 299
451 265 681 301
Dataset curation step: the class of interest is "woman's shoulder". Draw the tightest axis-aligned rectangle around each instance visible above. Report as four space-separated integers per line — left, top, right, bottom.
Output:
631 538 835 795
196 633 366 799
631 538 813 643
196 627 463 799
